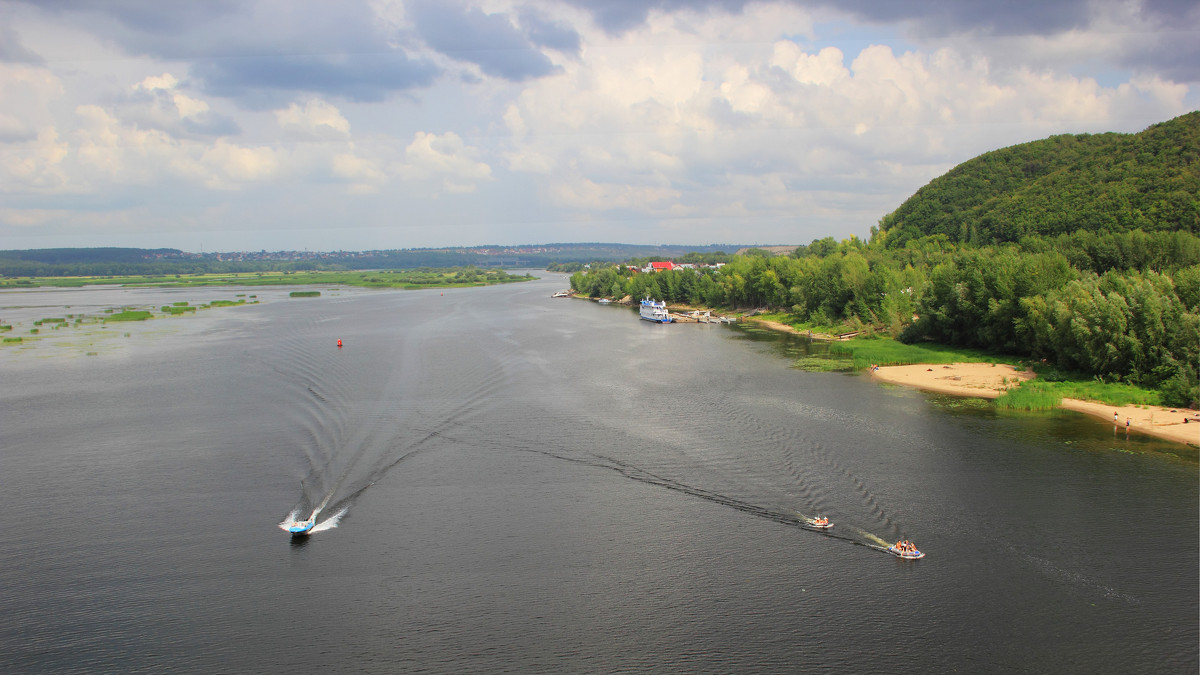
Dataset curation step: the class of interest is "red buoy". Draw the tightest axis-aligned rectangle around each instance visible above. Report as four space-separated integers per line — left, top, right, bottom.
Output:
337 339 343 348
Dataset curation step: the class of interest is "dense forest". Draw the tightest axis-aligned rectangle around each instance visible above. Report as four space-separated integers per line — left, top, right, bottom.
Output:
879 111 1199 247
571 113 1200 407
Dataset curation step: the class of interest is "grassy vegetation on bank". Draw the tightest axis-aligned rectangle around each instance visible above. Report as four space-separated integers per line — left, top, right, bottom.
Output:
0 268 536 290
828 338 999 370
810 336 1165 411
995 377 1162 410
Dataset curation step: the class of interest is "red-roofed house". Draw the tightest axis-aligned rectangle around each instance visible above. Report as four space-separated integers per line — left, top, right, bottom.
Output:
645 261 676 272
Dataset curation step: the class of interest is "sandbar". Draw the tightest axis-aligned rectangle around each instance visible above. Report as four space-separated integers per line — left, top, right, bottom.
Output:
872 362 1199 447
1058 398 1199 447
871 362 1034 398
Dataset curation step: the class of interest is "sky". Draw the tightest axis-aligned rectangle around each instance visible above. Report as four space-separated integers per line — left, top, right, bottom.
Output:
1 0 1197 252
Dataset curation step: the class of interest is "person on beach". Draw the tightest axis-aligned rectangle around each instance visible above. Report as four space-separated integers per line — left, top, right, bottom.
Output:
1114 411 1119 424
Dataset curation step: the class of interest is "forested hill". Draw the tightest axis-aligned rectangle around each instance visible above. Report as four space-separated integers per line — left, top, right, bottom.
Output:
879 111 1200 247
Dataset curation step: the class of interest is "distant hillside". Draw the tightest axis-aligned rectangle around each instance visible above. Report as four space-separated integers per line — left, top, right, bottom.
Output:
735 245 799 256
0 243 744 277
879 111 1200 247
0 247 185 264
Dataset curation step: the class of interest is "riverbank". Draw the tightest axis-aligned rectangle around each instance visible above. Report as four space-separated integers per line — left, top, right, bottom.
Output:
870 362 1034 398
739 317 839 340
872 362 1198 447
574 296 1198 447
1058 399 1199 447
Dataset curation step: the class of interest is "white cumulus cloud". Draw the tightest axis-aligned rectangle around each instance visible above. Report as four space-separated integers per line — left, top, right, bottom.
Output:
400 131 492 194
276 99 352 138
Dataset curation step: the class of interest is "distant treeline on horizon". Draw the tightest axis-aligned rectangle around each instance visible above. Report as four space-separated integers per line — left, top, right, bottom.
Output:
0 243 743 277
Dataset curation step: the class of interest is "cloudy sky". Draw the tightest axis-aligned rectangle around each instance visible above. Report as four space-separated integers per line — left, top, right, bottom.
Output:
2 0 1196 252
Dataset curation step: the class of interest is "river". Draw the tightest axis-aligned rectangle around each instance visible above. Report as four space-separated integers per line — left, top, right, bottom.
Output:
1 274 1196 673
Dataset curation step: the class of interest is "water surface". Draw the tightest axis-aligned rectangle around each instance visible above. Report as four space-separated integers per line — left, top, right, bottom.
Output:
1 276 1195 672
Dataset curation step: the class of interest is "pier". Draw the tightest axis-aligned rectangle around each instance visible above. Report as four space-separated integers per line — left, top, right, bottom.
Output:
668 310 737 324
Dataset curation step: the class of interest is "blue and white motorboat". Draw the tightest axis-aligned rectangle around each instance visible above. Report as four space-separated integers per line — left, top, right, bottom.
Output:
287 511 318 537
639 297 672 323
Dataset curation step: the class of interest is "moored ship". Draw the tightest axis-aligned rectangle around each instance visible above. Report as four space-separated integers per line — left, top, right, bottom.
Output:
639 297 672 323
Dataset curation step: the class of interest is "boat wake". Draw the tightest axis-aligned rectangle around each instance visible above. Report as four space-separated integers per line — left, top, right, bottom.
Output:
520 371 921 557
310 506 347 533
515 444 903 554
277 509 304 533
268 304 523 538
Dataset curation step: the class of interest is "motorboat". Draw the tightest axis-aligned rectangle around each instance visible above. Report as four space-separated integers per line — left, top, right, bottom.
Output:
807 516 833 530
287 511 318 537
887 542 924 559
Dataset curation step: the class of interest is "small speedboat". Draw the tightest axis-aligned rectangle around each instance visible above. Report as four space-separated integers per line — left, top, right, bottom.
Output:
597 298 612 304
807 517 833 530
287 511 317 537
887 543 924 559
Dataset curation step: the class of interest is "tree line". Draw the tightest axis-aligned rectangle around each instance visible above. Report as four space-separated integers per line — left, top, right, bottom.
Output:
569 231 1200 407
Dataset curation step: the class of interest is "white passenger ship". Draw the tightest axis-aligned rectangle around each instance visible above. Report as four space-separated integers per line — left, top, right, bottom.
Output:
639 297 672 323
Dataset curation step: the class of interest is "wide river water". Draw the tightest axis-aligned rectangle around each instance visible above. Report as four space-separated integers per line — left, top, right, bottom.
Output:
2 274 1196 673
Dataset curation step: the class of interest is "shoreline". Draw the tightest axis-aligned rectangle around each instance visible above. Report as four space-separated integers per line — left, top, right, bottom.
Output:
1057 398 1199 448
872 362 1199 448
739 317 839 340
584 298 1198 448
870 362 1034 398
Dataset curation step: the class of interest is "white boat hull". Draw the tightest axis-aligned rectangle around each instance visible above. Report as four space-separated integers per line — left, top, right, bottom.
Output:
887 545 924 559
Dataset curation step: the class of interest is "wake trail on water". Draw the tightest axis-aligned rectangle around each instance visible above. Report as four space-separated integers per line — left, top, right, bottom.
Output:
275 325 525 536
593 372 910 546
506 441 899 554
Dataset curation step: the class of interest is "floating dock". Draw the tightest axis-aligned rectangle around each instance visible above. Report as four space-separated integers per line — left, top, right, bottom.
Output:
668 310 737 324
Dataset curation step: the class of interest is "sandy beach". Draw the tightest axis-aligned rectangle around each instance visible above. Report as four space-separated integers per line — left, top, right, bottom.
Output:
872 362 1199 447
871 362 1034 398
1058 398 1199 447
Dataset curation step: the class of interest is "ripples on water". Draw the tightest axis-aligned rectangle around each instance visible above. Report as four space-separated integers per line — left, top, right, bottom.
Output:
0 277 1195 672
